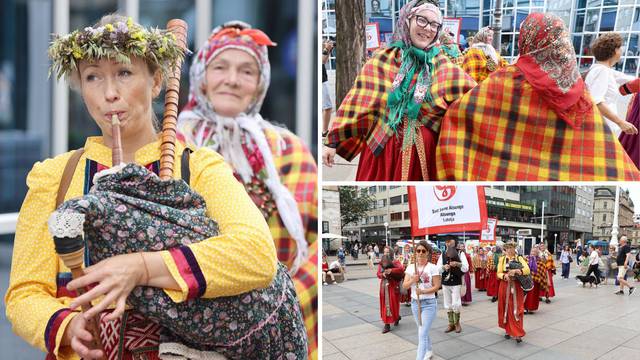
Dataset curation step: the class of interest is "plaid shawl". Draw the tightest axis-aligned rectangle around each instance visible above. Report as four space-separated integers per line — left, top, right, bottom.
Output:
462 47 508 83
325 47 476 161
531 258 548 291
436 65 640 180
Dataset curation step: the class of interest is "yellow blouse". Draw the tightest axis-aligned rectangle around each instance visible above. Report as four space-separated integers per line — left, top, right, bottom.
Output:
4 137 276 359
496 255 531 280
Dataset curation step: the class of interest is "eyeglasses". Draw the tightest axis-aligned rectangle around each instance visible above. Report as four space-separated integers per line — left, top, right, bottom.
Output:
416 249 427 254
413 15 441 31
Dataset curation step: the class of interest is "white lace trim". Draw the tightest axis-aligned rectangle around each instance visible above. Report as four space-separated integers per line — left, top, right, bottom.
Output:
93 163 128 185
158 342 227 360
48 211 85 238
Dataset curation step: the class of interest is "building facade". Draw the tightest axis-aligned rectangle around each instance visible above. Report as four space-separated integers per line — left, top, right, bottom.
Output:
520 186 577 252
484 186 543 248
592 186 636 243
570 186 595 242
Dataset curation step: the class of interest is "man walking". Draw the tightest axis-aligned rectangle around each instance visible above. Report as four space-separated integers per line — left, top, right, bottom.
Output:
615 236 635 295
437 236 469 333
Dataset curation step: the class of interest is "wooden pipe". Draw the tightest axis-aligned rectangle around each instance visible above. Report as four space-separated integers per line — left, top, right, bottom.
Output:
53 236 105 358
111 114 122 166
159 19 188 181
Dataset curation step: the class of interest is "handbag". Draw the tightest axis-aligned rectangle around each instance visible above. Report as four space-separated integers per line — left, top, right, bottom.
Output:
568 254 573 263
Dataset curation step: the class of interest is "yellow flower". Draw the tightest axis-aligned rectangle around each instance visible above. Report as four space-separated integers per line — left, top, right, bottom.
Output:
131 31 144 41
105 23 114 32
73 48 83 59
127 17 133 28
159 46 166 54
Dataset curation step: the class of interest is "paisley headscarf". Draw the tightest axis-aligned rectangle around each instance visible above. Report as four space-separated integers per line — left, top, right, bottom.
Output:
515 13 592 128
387 0 442 149
178 21 308 273
471 26 499 65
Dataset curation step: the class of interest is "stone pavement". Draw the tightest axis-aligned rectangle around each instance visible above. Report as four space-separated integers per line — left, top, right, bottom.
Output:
322 264 640 360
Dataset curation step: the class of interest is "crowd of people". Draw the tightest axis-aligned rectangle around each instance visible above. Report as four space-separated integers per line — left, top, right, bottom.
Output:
333 236 639 360
323 0 640 181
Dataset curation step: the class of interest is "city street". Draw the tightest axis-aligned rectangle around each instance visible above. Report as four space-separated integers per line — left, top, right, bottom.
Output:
323 260 640 360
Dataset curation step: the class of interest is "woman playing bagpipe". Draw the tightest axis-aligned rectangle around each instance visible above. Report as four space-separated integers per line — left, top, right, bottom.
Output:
377 255 405 334
175 21 318 359
5 15 306 360
497 241 531 343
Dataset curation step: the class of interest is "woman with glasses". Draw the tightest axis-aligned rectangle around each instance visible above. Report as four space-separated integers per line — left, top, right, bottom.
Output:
403 241 441 360
462 27 508 83
437 13 639 180
323 0 475 181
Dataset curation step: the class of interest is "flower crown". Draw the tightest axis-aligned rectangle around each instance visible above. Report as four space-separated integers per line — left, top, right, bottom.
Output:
48 17 185 80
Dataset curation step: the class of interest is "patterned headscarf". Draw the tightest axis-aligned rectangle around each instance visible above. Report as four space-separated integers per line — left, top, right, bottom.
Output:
178 21 308 274
471 26 499 64
515 13 592 128
386 0 442 149
439 31 462 60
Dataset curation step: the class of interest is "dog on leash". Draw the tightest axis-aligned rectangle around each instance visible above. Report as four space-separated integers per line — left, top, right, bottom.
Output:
575 274 599 287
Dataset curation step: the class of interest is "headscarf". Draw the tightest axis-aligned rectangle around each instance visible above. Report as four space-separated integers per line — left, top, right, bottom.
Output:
386 0 443 149
439 31 462 60
178 21 308 274
515 13 592 128
471 26 499 65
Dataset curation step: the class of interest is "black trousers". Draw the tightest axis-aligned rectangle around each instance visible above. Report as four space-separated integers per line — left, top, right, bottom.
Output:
585 264 601 284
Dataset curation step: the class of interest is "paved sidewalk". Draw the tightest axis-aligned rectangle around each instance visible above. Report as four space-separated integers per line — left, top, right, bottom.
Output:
322 266 640 360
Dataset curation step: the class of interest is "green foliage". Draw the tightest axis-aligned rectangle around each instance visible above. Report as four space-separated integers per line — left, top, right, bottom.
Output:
339 187 376 231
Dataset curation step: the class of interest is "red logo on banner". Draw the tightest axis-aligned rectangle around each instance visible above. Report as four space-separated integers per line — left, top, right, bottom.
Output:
434 186 456 201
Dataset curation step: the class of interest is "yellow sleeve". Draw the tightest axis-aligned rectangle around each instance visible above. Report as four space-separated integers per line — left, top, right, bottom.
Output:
160 147 277 302
496 256 506 280
519 256 531 276
4 153 81 359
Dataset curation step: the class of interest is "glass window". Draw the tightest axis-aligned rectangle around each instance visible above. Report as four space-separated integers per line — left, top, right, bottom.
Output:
629 34 639 56
603 0 618 4
322 221 329 233
587 0 603 6
390 195 402 205
502 9 514 32
403 194 409 203
575 12 586 33
515 10 528 31
517 0 529 6
600 8 616 31
500 34 512 57
583 33 596 56
504 0 514 7
531 0 544 5
585 9 600 32
624 58 638 75
573 35 582 55
616 6 634 31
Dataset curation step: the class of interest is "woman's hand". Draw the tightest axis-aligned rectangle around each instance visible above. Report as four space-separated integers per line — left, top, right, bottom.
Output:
67 253 147 322
62 314 104 360
411 274 420 285
619 120 638 134
322 146 336 167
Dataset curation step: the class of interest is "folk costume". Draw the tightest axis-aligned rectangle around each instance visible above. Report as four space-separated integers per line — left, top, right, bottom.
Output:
497 247 530 340
436 13 640 181
437 244 469 333
472 251 487 291
377 257 405 332
176 22 318 359
324 0 476 181
524 255 548 313
486 248 502 301
541 248 556 300
619 78 640 168
439 31 463 66
461 27 508 83
461 250 473 305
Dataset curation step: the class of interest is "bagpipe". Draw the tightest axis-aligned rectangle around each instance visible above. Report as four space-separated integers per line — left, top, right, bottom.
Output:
504 257 533 293
47 20 306 360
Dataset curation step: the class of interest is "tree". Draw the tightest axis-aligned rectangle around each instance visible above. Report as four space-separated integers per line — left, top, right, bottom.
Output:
335 0 366 106
339 186 376 232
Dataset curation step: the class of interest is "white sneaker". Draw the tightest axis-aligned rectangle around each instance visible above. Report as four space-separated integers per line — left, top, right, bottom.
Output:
323 282 328 286
423 350 433 360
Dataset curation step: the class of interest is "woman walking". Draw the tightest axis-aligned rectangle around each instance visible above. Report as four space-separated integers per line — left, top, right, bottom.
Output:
497 241 530 343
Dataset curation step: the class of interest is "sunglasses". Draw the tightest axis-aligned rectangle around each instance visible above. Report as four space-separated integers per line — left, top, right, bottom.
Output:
416 249 428 254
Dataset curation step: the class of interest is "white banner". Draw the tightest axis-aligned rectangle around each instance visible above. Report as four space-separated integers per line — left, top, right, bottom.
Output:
408 185 487 236
481 217 497 242
442 18 462 43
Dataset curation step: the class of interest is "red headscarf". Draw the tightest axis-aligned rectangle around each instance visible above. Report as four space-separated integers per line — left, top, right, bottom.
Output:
515 13 592 128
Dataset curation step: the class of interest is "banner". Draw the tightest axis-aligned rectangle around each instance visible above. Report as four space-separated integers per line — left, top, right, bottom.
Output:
366 23 380 50
480 217 497 242
408 185 487 236
442 18 462 43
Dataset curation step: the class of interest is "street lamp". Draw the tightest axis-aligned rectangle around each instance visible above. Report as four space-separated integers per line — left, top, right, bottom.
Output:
384 222 389 248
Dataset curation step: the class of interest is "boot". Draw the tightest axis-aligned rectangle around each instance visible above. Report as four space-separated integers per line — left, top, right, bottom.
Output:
444 311 455 333
382 324 391 334
454 311 462 333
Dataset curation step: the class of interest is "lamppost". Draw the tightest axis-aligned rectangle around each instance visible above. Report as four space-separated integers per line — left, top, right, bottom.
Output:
362 228 366 244
554 233 558 251
384 222 389 248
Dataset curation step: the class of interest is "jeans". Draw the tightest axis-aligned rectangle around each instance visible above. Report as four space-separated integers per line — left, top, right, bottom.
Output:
562 262 570 278
411 297 437 360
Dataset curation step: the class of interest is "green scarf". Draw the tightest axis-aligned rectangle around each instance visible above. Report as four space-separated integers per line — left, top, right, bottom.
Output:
386 41 440 148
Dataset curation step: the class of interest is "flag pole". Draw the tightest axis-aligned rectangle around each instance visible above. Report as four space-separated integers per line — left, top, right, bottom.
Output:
412 235 422 326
